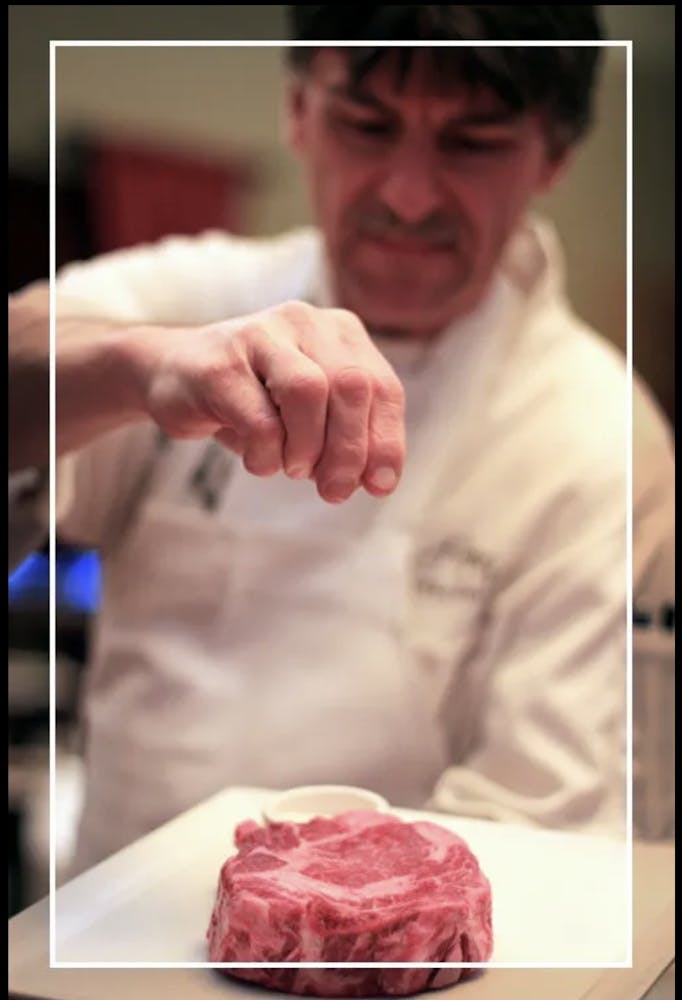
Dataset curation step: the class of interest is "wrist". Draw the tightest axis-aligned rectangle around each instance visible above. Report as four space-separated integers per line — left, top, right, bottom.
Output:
110 324 162 421
55 320 159 436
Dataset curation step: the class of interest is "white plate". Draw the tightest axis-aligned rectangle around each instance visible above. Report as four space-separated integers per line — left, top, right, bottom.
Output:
53 786 629 965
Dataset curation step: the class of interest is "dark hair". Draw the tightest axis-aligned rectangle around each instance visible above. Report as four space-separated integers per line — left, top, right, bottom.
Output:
285 6 604 154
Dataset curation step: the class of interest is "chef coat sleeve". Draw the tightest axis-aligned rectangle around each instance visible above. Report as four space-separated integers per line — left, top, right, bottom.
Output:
9 223 320 564
54 228 313 325
9 228 256 566
429 387 674 839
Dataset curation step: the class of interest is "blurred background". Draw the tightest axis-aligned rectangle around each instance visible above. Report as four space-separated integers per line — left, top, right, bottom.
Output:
8 6 675 918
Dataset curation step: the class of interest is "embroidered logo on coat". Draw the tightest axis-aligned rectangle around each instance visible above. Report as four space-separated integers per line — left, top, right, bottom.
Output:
414 535 495 600
189 442 236 511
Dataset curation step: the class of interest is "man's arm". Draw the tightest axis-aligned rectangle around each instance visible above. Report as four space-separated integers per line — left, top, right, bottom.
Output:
9 285 50 473
9 285 406 505
9 284 147 472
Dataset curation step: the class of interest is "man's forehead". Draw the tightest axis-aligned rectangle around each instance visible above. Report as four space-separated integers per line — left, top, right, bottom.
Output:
306 48 516 118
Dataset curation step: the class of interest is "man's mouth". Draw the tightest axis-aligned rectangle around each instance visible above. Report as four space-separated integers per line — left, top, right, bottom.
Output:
360 232 456 255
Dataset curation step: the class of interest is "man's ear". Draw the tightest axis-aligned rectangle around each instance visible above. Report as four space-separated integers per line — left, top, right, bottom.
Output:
283 76 308 154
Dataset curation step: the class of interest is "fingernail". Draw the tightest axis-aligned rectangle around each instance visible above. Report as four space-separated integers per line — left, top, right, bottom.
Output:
287 465 309 480
323 479 356 503
370 467 398 491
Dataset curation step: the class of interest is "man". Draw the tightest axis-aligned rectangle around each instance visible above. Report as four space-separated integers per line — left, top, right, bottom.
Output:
8 7 675 874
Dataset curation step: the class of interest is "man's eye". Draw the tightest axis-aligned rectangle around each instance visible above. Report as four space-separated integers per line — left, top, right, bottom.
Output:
440 134 515 155
336 115 394 140
354 120 391 135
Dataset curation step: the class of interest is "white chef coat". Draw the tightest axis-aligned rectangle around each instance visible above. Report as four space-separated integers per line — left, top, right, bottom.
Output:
9 215 674 872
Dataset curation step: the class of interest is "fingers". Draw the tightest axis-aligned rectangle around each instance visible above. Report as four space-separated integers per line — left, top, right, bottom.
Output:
289 306 405 501
244 303 405 501
361 379 406 498
313 366 371 503
196 301 406 501
213 426 246 456
251 324 375 500
315 364 404 503
249 330 328 480
202 363 285 477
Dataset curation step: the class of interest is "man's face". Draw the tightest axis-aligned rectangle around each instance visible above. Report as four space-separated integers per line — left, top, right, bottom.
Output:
287 50 566 338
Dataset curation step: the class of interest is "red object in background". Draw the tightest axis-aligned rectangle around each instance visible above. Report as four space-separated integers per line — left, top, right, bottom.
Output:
86 134 252 253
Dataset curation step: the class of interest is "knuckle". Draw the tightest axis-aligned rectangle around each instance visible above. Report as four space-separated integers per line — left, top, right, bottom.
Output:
283 370 328 405
277 299 315 327
323 440 367 471
373 374 405 409
230 321 263 351
369 438 405 467
248 413 282 445
330 307 364 331
330 308 369 345
199 360 245 418
332 366 372 404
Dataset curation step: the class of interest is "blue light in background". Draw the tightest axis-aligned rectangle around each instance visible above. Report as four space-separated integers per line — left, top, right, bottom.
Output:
8 550 101 613
61 550 101 613
8 553 49 603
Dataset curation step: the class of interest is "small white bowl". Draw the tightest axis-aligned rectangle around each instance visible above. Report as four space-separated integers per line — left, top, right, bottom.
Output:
263 784 390 825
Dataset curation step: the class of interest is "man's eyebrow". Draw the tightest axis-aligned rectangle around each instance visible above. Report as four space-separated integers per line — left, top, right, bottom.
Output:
326 86 523 127
326 84 390 112
444 108 524 128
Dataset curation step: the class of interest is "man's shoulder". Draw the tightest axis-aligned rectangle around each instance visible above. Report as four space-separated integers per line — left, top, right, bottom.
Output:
501 215 629 450
517 302 672 484
498 303 627 471
492 304 673 532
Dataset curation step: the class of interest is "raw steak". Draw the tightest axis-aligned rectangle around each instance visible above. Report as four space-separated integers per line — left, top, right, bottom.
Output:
207 810 493 996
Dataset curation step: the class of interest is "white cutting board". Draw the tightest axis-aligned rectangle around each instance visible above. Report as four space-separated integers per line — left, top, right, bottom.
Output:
54 786 628 966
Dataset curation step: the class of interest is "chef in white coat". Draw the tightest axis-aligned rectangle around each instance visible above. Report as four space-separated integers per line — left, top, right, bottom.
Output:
8 6 675 874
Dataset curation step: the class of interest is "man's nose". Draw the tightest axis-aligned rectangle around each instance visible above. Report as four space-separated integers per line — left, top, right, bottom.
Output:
377 142 444 225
